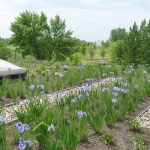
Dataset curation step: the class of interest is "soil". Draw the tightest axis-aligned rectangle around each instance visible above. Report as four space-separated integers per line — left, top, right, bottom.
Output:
76 96 150 150
4 96 150 150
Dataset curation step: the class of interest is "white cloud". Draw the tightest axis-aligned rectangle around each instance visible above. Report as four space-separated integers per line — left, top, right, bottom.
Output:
0 0 150 41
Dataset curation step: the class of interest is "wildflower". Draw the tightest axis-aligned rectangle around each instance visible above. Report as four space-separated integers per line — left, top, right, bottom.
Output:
111 98 117 103
28 85 35 90
110 72 114 75
102 87 109 92
37 84 44 90
134 85 139 89
116 77 121 81
70 99 76 103
0 116 4 123
44 94 49 97
102 73 107 77
19 137 32 150
99 81 104 85
123 83 128 87
77 111 87 118
48 124 55 132
85 92 89 96
54 93 58 99
23 99 30 104
113 92 118 97
113 87 120 92
122 89 129 94
0 97 5 101
78 65 84 70
55 72 63 77
16 122 29 133
78 94 83 99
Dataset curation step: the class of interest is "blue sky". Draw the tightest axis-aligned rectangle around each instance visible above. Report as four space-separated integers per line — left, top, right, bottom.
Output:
0 0 150 42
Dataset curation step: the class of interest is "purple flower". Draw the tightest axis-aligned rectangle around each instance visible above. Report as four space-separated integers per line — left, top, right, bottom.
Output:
70 99 76 103
48 124 55 132
0 97 5 101
102 73 107 77
134 85 139 89
123 83 128 87
99 81 104 85
102 87 109 92
16 122 30 133
111 98 117 103
19 137 32 150
0 116 4 123
23 99 30 104
28 85 35 90
37 84 44 90
113 92 118 97
78 94 83 99
77 111 87 118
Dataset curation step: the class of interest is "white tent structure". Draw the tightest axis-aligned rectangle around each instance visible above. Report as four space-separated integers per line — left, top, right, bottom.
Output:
0 59 26 80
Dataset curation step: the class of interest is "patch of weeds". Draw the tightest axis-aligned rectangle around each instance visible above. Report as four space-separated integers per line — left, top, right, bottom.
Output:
100 131 116 145
126 120 141 132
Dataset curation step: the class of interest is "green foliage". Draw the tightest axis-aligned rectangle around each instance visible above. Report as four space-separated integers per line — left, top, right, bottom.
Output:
126 120 141 131
101 132 116 145
10 11 75 61
72 52 82 65
109 28 127 42
134 134 147 150
0 42 12 60
87 44 96 60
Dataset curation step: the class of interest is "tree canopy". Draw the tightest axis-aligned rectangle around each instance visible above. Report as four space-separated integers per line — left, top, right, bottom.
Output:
9 11 76 60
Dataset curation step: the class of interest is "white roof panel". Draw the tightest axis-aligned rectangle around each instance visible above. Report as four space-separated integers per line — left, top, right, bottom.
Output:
0 59 26 76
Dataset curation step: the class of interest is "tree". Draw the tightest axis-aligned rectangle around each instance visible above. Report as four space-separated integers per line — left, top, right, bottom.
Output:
125 22 141 65
10 11 48 60
46 15 75 61
80 40 87 58
100 40 109 59
138 19 150 64
109 28 127 42
88 44 96 60
0 42 12 60
113 40 126 65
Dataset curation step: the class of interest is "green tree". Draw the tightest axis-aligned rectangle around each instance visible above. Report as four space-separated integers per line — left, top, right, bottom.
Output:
138 19 150 64
113 40 126 65
125 22 141 65
80 40 87 58
88 44 96 60
9 11 49 60
109 28 127 42
0 42 12 60
47 15 75 61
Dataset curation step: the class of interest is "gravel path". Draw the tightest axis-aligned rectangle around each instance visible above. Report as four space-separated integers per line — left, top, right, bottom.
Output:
2 77 150 128
2 77 115 124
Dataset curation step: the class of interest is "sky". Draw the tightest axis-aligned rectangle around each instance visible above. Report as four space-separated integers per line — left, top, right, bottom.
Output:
0 0 150 42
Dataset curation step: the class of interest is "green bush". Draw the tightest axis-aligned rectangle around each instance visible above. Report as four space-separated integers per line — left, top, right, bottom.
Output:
0 42 12 60
72 52 82 65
